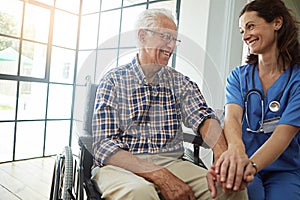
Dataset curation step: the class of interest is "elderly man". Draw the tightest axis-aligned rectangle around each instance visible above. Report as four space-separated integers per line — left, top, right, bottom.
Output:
92 8 247 200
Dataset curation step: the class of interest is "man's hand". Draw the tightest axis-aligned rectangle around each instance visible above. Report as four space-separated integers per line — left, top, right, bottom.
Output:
206 165 218 198
207 164 249 198
206 164 235 198
142 168 196 200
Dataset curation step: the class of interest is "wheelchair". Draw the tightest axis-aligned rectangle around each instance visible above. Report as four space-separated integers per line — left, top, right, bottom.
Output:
50 76 214 200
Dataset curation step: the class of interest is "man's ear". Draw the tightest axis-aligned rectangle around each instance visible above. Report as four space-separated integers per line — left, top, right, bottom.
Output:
273 16 283 31
138 29 146 42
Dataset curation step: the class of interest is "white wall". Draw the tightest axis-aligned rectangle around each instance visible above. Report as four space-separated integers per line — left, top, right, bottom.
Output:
176 0 247 168
177 0 247 109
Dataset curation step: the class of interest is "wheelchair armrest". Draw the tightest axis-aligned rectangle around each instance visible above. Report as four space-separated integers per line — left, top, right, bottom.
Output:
78 134 94 180
78 133 93 153
183 132 209 149
183 132 209 169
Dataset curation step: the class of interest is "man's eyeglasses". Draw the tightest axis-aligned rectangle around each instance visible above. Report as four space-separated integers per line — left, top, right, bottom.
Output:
145 29 181 46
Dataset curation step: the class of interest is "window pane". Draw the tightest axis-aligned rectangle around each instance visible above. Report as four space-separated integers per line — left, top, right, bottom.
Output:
45 120 70 155
76 50 96 85
98 10 121 48
52 10 78 49
79 13 99 49
118 48 138 66
123 0 147 6
121 6 145 33
56 0 80 14
149 1 177 12
71 124 80 153
101 0 122 10
95 49 118 79
23 3 50 43
50 47 75 83
120 5 145 47
17 82 47 120
0 122 14 162
0 0 23 37
0 37 20 75
20 41 47 78
0 80 17 120
81 0 100 14
35 0 54 6
47 84 73 119
15 121 44 160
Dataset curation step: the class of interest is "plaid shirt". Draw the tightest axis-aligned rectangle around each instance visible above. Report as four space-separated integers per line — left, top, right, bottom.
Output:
92 55 215 166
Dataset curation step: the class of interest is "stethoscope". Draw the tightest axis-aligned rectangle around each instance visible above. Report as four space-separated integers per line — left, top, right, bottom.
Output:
244 65 292 133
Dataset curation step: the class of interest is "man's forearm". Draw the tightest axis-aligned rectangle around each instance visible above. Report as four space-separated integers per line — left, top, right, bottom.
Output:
199 118 227 160
105 149 163 175
104 149 192 198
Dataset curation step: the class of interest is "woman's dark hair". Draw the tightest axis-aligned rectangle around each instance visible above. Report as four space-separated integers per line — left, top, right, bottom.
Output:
240 0 300 69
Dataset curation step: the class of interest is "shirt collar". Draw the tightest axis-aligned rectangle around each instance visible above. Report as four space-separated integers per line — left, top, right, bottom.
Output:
131 54 165 86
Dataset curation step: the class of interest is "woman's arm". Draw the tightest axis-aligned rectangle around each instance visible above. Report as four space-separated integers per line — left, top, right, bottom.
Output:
214 104 251 191
244 124 299 179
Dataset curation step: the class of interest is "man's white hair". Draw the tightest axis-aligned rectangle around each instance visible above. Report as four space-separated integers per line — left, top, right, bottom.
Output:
134 8 176 30
134 8 176 47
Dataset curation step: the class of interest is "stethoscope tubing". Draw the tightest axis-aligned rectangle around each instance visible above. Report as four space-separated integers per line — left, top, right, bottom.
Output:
244 65 293 132
244 89 265 132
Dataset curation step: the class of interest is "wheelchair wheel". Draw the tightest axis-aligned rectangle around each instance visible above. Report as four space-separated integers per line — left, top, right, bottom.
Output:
50 146 74 200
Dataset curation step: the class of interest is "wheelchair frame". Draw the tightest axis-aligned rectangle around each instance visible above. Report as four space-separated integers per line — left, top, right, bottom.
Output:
50 134 208 200
50 77 211 200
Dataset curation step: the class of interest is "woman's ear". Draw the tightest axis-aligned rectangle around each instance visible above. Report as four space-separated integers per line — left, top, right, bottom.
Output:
273 16 283 31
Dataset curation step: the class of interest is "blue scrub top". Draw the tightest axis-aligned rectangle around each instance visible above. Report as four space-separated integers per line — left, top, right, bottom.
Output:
225 64 300 172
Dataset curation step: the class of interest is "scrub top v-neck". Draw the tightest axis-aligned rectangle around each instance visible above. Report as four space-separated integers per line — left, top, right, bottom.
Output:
225 64 300 171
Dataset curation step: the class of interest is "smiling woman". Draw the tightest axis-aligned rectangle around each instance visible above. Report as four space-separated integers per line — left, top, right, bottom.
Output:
216 0 300 200
240 0 300 64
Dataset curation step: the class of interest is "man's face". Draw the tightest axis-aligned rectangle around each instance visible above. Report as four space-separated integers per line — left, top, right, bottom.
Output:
141 15 178 67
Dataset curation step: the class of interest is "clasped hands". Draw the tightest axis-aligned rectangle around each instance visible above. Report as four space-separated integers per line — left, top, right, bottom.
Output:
206 146 257 198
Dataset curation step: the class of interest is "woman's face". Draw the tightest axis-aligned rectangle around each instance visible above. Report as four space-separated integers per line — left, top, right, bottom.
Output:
239 11 280 55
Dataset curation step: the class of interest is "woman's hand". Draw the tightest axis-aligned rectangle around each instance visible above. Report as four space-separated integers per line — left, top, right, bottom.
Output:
213 144 251 191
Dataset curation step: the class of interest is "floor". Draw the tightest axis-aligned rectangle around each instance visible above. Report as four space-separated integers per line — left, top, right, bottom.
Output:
0 156 55 200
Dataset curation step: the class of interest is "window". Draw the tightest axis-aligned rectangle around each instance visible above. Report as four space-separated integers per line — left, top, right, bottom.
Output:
0 0 179 163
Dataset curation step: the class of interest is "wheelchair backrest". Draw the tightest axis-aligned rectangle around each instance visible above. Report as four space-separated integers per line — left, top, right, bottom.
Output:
83 80 98 136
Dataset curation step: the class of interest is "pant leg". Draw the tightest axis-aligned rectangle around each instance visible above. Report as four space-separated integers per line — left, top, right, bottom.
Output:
247 174 265 200
91 165 160 200
92 160 248 200
165 160 211 199
264 170 300 200
166 160 248 200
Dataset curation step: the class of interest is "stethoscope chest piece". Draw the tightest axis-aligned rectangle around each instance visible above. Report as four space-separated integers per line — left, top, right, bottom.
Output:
269 100 280 112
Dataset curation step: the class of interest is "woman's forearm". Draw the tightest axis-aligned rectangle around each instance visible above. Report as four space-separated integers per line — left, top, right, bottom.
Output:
250 124 299 172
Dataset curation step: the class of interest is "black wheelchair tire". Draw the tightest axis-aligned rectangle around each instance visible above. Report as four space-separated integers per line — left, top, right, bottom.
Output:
62 146 73 200
50 146 74 200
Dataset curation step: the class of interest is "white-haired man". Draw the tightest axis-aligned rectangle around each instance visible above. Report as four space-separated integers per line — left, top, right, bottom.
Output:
92 8 247 200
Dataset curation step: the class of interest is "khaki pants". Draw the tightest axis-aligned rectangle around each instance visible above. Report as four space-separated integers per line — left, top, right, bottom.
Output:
92 157 248 200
